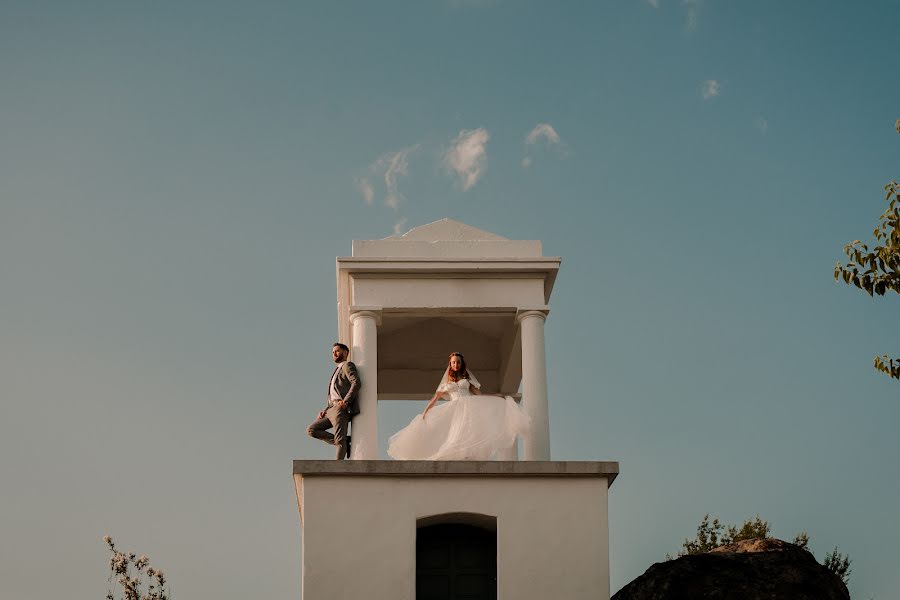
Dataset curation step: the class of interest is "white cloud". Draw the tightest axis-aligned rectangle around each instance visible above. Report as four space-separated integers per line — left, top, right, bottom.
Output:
755 116 768 134
393 217 409 236
702 79 720 99
525 123 562 146
357 145 418 208
647 0 660 8
444 128 489 191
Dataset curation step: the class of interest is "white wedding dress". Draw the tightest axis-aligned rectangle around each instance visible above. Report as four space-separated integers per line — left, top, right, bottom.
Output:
387 377 531 460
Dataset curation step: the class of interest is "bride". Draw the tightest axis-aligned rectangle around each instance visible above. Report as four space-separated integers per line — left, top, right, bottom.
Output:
387 352 531 460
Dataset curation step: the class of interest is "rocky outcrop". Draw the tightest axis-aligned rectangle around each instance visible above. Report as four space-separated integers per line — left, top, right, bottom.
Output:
613 539 850 600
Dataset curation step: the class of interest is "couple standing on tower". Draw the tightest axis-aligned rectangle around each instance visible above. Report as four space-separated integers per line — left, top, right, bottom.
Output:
307 343 530 460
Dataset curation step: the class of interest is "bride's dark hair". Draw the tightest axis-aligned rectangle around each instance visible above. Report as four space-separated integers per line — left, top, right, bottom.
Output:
447 352 469 382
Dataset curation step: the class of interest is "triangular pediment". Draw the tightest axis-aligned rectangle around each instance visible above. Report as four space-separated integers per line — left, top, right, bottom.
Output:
352 218 543 258
389 218 508 242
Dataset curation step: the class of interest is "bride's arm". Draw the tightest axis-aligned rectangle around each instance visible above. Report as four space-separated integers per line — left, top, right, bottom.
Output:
422 391 445 418
470 384 481 395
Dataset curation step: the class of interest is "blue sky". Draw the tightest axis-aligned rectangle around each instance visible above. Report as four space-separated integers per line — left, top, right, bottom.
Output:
1 1 898 598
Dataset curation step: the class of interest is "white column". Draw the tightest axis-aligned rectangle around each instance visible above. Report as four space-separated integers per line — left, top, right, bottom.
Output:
518 310 550 460
350 311 379 460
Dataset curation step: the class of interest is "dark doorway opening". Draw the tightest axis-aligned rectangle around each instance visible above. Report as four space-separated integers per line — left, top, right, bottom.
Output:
416 523 497 600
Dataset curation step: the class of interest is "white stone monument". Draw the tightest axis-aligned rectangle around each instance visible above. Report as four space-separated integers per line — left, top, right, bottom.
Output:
294 219 618 599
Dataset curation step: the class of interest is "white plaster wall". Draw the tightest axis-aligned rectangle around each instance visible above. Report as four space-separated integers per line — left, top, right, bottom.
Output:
297 475 610 600
351 278 546 309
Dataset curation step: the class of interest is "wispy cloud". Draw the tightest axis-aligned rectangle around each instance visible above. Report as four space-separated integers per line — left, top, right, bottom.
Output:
392 217 409 235
522 123 565 168
525 123 562 146
383 149 412 209
684 0 700 31
356 177 375 205
356 145 419 209
447 0 501 8
701 79 720 100
650 0 701 31
444 128 489 191
755 116 768 134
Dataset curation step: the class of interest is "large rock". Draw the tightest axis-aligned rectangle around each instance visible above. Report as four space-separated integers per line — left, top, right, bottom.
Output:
613 539 850 600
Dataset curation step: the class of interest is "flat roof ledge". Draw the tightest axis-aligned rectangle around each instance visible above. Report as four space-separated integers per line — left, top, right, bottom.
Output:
293 460 619 485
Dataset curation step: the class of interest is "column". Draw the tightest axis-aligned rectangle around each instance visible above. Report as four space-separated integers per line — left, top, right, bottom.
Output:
350 311 379 460
518 310 550 460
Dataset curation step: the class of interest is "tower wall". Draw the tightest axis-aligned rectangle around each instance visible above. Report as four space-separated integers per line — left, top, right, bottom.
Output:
295 461 617 600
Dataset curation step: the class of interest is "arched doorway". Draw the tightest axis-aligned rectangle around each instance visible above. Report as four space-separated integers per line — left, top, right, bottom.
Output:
416 523 497 600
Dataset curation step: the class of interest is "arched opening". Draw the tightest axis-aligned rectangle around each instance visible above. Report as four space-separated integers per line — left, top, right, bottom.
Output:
416 515 497 600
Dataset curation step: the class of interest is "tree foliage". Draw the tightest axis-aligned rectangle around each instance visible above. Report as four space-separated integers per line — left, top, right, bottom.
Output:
104 536 171 600
791 531 810 551
675 514 772 557
834 118 900 380
823 546 853 586
672 514 851 586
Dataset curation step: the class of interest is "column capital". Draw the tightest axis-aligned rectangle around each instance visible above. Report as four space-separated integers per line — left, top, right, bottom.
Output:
349 308 382 326
516 308 548 324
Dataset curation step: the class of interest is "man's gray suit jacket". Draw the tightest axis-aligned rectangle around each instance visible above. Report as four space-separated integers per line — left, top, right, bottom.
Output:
326 361 361 416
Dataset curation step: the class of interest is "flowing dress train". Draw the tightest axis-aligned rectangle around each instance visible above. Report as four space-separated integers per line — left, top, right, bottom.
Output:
387 378 530 460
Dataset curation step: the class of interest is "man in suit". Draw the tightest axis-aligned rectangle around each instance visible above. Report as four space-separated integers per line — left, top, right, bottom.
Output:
307 342 361 459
